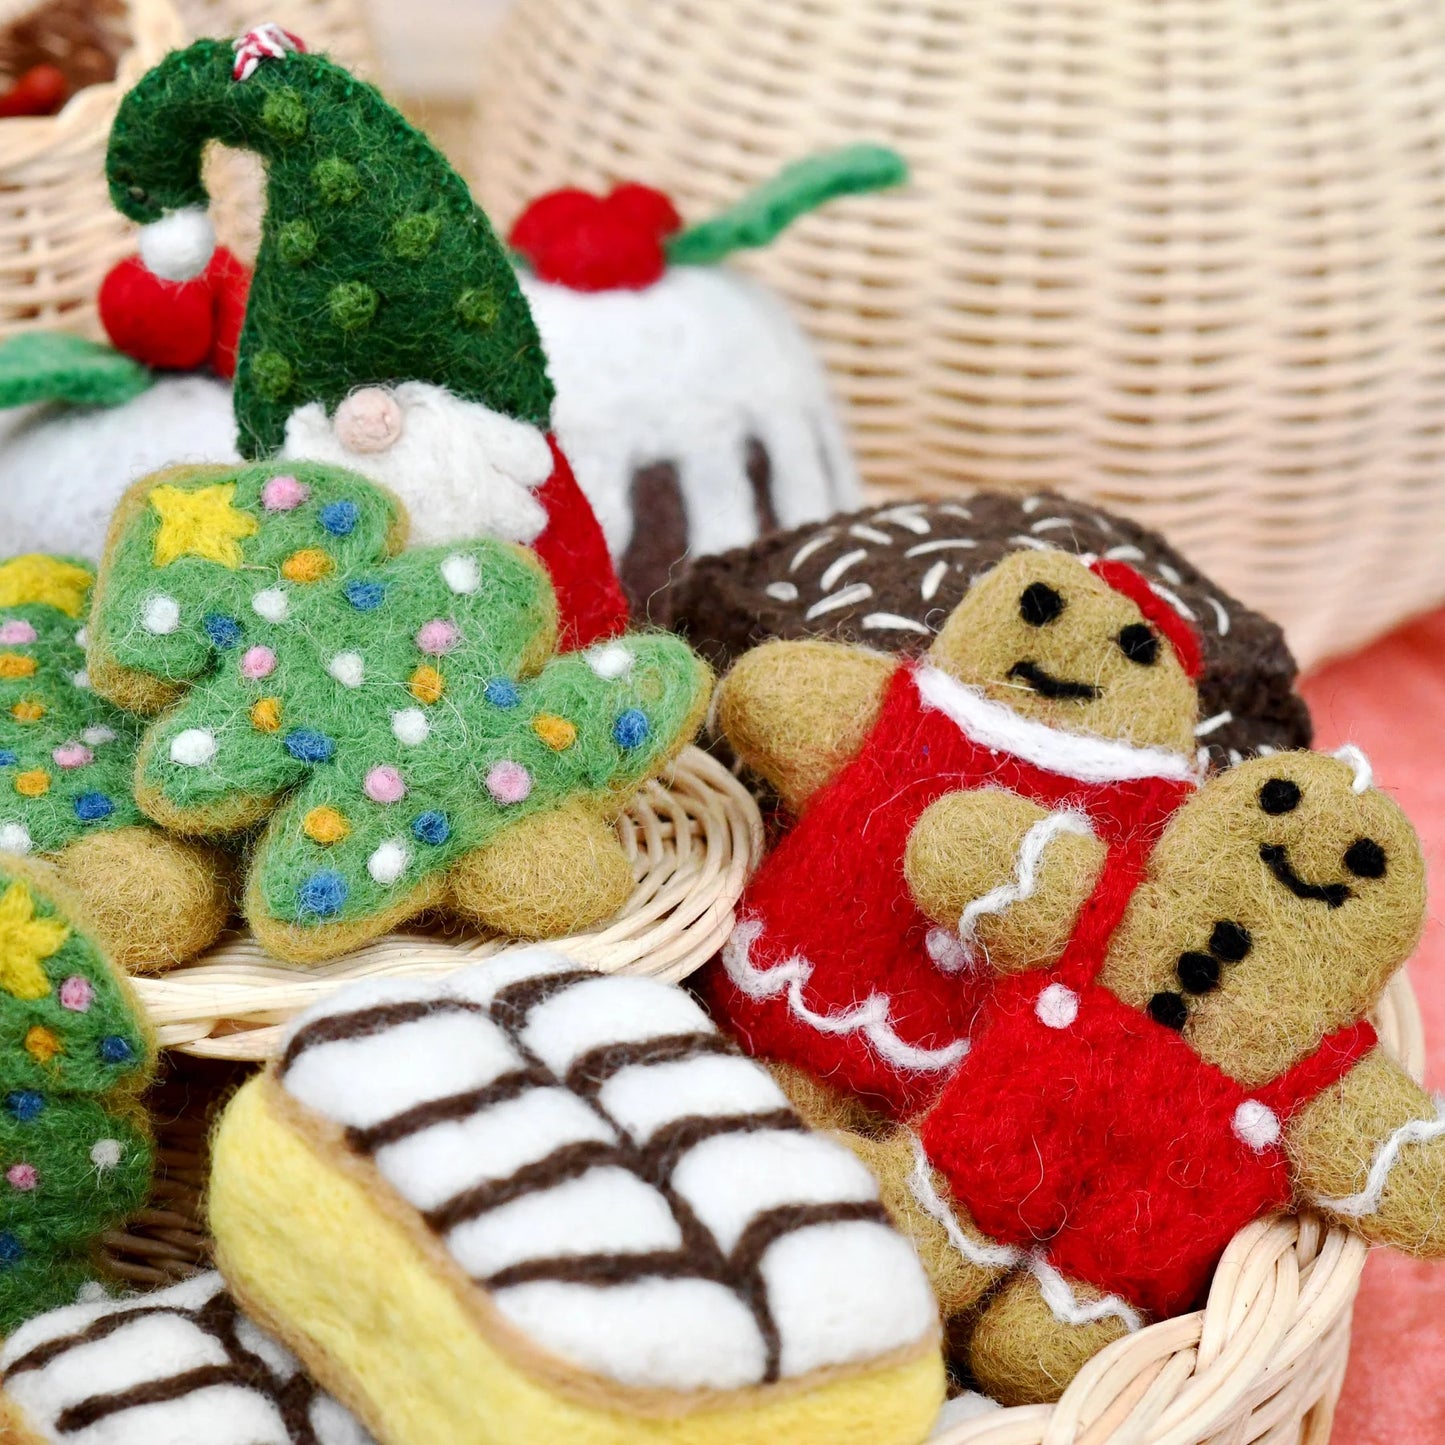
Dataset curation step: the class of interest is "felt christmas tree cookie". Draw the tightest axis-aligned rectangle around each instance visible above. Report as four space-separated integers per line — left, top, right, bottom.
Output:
706 546 1204 1121
0 1271 376 1443
207 950 944 1445
0 856 155 1334
870 748 1445 1403
104 30 626 648
88 460 711 965
0 554 232 973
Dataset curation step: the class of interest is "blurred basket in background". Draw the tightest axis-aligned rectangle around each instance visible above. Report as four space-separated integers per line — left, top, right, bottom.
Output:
473 0 1445 669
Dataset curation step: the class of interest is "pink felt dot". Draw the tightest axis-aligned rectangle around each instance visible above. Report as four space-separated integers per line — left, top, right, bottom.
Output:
364 765 406 804
415 619 459 655
486 760 533 806
51 743 93 770
7 1164 36 1191
261 475 310 512
240 645 277 680
59 976 93 1012
0 622 36 645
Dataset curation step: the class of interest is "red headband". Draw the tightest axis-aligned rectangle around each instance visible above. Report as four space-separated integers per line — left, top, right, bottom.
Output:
1089 558 1203 680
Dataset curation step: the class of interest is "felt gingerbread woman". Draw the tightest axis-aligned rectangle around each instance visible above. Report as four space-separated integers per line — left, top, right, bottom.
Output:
878 748 1445 1404
705 546 1206 1122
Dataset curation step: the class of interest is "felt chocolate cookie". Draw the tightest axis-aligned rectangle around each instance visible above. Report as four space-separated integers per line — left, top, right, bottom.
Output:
670 493 1310 768
0 554 232 972
88 461 711 965
207 952 944 1445
0 1271 375 1443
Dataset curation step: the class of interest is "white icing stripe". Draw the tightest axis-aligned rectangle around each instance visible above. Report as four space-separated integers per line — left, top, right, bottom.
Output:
870 506 932 534
789 532 836 572
904 538 977 557
862 612 933 635
805 582 873 619
1148 580 1197 622
1027 1254 1143 1333
1315 1096 1445 1217
914 666 1200 784
848 524 893 544
1207 596 1231 635
947 811 1094 971
818 548 867 591
906 1134 1022 1269
722 920 969 1073
1194 710 1233 737
920 560 949 602
1333 743 1374 795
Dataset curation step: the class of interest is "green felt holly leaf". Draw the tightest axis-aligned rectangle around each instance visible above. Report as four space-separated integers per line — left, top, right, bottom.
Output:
89 461 711 957
0 333 152 411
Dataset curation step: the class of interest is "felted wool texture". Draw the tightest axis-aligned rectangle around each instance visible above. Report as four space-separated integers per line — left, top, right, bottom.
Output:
763 1060 893 1140
668 493 1312 770
0 855 155 1332
106 40 553 459
88 461 710 963
0 334 151 412
0 1271 378 1444
1100 751 1427 1087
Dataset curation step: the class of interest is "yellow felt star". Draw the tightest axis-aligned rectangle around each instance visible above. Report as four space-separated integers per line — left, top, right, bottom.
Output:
0 881 67 1001
0 555 93 618
149 483 259 569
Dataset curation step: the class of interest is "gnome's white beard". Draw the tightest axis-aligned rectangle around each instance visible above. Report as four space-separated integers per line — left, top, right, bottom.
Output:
280 382 554 546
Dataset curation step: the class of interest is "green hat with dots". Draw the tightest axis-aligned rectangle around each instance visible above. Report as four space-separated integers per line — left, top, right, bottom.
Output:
105 29 554 459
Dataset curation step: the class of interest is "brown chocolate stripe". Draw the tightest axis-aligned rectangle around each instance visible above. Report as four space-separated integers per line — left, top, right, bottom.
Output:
201 1288 319 1445
5 1302 197 1377
55 1364 256 1433
487 969 598 1035
566 1031 735 1097
636 1110 806 1186
482 1248 704 1291
280 998 487 1075
346 1065 553 1155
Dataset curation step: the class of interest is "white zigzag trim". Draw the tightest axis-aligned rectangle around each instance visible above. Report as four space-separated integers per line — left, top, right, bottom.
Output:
942 810 1094 972
1316 1096 1445 1217
906 1132 1022 1269
722 920 970 1073
1027 1254 1144 1333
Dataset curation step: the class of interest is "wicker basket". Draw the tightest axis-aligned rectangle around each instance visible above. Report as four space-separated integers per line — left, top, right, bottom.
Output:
472 0 1445 670
0 0 182 340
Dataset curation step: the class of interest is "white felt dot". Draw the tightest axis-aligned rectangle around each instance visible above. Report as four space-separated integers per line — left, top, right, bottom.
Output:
586 643 634 680
367 839 410 886
1233 1100 1281 1152
170 728 218 768
252 587 290 623
74 626 88 648
1035 983 1079 1030
90 1138 123 1170
391 708 430 746
82 726 117 747
327 652 365 688
765 581 799 602
70 670 89 690
138 206 216 281
0 823 32 855
142 595 181 635
441 553 481 594
925 927 973 974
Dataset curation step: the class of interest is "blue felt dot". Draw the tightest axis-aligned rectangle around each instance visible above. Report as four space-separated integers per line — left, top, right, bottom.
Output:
0 1233 22 1268
320 500 360 536
412 810 450 845
5 1091 43 1122
613 709 651 750
99 1035 134 1065
0 752 15 769
484 678 520 709
285 729 335 764
298 870 348 918
203 613 244 649
343 579 386 611
74 792 115 823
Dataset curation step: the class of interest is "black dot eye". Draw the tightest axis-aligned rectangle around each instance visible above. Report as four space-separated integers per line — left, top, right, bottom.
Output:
1259 778 1302 815
1148 992 1189 1030
1177 952 1221 994
1117 623 1159 666
1019 582 1065 627
1209 920 1252 962
1343 838 1387 879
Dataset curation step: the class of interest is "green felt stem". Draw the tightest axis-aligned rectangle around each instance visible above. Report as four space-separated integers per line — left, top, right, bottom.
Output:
665 144 908 266
0 334 153 411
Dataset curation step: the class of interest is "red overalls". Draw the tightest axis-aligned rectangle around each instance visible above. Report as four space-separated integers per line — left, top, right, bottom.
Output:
707 661 1198 1119
919 897 1377 1319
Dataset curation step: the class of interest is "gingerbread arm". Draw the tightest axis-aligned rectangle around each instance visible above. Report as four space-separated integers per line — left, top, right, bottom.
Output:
1286 1046 1445 1253
714 639 897 814
905 788 1106 975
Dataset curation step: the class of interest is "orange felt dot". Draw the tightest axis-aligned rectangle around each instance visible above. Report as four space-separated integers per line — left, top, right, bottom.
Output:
304 806 350 845
532 714 577 751
10 701 43 723
250 697 282 732
281 548 334 584
0 654 35 680
409 665 444 705
24 1026 60 1064
13 770 48 798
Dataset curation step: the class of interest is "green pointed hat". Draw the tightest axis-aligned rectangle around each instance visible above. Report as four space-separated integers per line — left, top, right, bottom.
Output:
105 31 554 458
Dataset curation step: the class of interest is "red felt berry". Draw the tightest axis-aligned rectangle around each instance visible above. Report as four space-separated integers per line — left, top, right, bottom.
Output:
98 254 214 371
509 184 681 292
204 247 251 379
604 183 682 239
509 189 600 260
0 64 67 119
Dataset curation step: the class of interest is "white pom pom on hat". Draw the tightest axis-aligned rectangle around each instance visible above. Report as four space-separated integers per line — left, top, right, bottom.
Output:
138 205 216 282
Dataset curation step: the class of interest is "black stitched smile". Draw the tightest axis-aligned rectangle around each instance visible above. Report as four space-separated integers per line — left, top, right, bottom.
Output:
1007 661 1100 702
1259 843 1352 909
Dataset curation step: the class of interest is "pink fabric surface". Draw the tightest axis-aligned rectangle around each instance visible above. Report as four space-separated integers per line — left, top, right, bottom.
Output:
1299 607 1445 1445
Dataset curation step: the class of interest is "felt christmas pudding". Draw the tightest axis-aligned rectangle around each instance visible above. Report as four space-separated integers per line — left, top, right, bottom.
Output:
508 147 905 615
87 459 712 967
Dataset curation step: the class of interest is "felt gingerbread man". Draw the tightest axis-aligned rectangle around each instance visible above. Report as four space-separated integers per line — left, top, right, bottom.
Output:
878 748 1444 1404
705 546 1205 1121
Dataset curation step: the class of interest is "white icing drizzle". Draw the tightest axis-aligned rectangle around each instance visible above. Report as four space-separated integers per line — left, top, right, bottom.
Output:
805 582 873 620
920 560 949 602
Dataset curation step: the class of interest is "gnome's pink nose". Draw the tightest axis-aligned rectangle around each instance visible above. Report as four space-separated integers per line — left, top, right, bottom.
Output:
334 387 404 453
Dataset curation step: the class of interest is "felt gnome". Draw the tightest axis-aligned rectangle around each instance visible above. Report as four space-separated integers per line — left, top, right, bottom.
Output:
103 28 626 647
707 547 1206 1121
